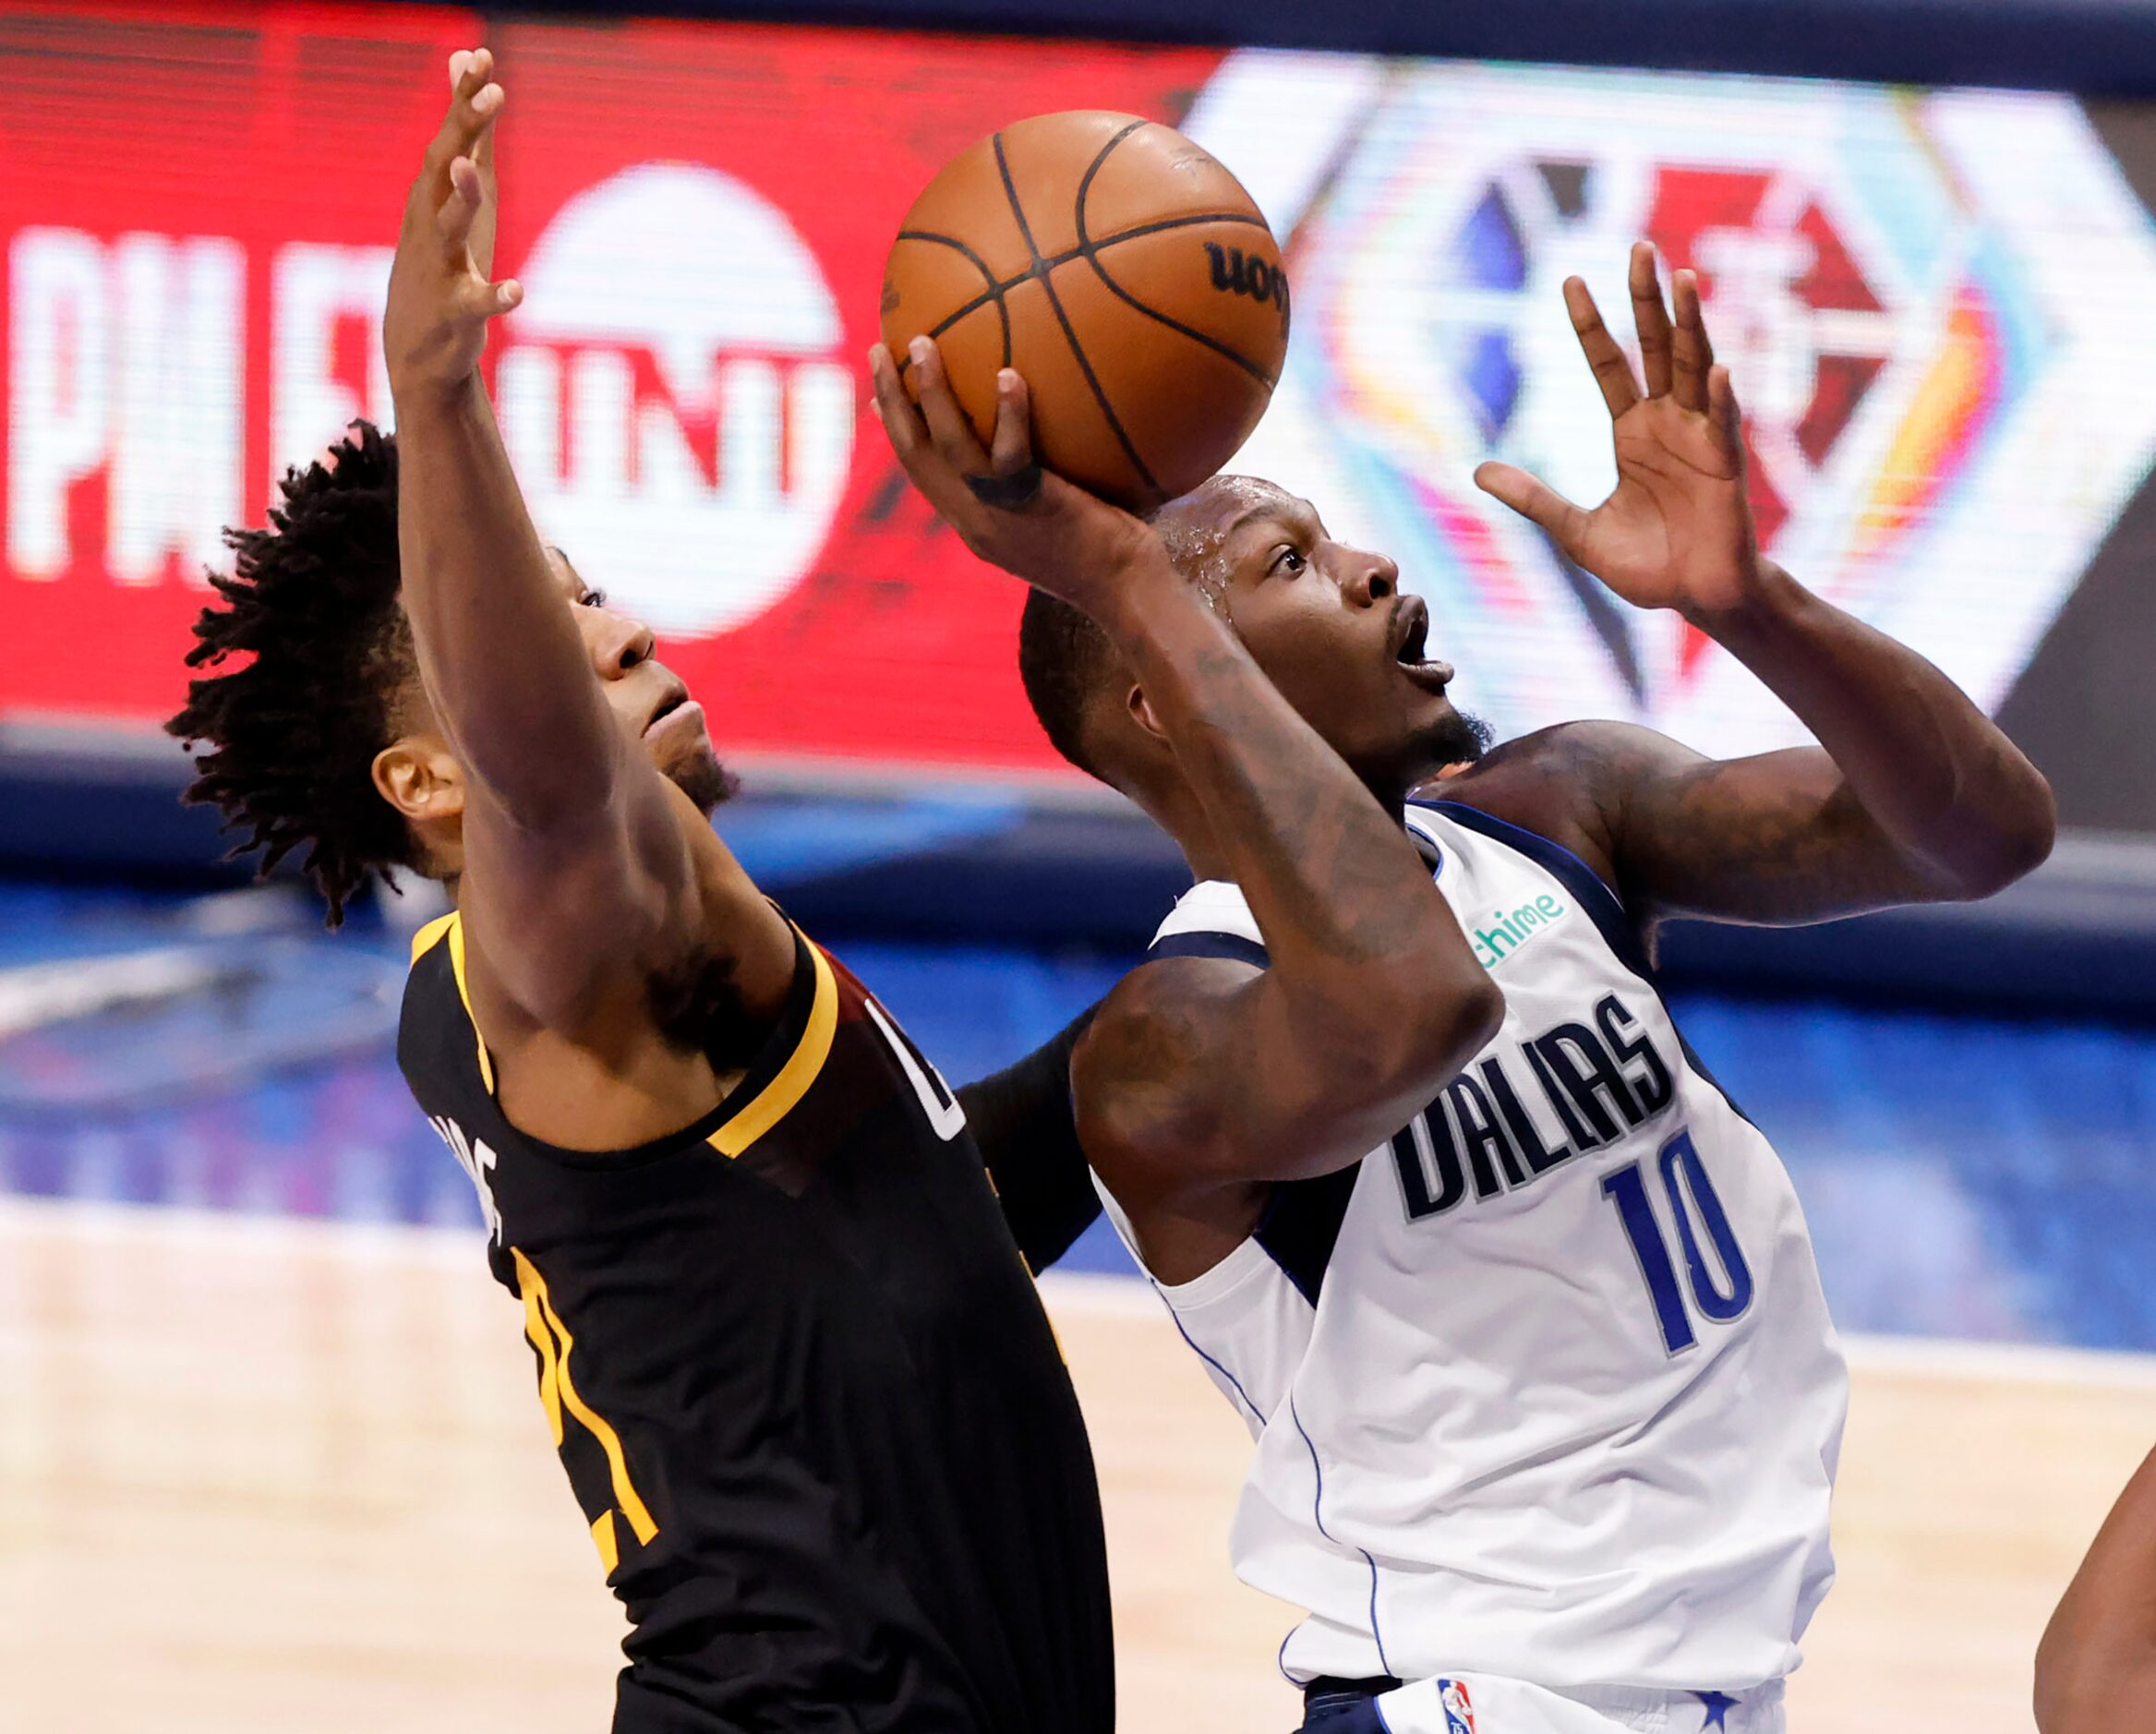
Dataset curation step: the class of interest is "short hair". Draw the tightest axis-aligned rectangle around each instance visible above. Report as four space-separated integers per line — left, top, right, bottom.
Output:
165 422 420 927
1017 494 1227 784
1017 586 1120 783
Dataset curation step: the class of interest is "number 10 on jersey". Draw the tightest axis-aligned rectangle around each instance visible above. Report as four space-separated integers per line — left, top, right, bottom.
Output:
1602 1128 1754 1354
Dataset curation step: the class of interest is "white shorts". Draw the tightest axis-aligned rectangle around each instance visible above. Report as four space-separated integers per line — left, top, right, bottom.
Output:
1370 1673 1786 1734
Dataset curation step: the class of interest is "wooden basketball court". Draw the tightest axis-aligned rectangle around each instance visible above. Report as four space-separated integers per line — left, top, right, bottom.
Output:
1 1198 2148 1731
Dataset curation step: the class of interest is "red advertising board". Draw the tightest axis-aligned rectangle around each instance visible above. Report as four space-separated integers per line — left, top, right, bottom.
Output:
0 5 1220 772
10 6 2156 819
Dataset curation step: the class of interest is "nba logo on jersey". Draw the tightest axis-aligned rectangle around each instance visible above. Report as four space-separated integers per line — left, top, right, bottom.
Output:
1438 1679 1476 1734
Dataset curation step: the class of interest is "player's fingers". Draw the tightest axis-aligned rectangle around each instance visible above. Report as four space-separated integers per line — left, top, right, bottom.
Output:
909 338 994 473
1474 461 1592 548
436 156 483 251
427 51 502 174
1564 277 1640 420
1629 243 1674 400
1707 364 1744 470
1671 270 1714 414
988 370 1036 475
868 343 934 466
479 276 523 318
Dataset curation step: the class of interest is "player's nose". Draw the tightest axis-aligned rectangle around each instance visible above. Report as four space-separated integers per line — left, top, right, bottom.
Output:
1343 547 1399 606
585 608 656 679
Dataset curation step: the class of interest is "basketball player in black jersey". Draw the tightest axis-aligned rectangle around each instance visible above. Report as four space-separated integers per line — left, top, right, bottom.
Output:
166 54 1104 1733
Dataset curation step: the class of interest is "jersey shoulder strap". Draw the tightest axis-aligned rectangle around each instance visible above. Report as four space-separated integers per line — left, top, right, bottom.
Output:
1149 880 1269 969
399 909 841 1162
402 909 495 1105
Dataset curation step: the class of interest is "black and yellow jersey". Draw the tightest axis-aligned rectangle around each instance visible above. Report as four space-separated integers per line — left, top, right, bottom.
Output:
399 911 1113 1733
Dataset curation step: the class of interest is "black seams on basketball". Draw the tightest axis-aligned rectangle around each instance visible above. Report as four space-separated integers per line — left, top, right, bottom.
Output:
882 110 1290 512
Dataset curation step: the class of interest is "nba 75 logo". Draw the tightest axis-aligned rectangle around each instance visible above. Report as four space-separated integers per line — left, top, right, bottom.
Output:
1436 1678 1476 1734
1192 59 2156 757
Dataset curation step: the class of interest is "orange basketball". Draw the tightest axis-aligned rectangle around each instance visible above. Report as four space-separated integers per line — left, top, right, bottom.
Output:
881 110 1290 512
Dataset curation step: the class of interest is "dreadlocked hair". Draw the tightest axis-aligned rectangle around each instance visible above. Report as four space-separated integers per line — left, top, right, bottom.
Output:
166 421 419 928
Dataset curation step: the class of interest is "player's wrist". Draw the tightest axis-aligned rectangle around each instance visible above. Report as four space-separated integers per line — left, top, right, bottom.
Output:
387 344 488 419
1680 556 1800 640
1086 540 1212 645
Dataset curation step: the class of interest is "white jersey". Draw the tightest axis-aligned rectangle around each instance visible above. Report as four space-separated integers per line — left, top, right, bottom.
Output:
1095 800 1849 1697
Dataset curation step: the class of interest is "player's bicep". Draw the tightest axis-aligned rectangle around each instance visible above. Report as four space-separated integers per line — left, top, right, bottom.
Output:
1074 957 1425 1190
457 771 791 1040
1578 722 1944 927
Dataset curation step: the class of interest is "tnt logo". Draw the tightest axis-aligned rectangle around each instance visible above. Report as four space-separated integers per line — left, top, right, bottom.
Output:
498 163 855 639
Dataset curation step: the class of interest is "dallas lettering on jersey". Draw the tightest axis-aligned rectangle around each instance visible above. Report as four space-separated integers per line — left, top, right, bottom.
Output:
1390 992 1674 1220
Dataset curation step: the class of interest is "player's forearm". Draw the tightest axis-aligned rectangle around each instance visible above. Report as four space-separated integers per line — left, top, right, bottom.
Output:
1693 560 2055 897
392 374 626 825
1099 563 1499 1063
2038 1446 2156 1732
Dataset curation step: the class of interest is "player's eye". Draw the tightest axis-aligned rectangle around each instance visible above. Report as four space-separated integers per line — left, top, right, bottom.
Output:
578 588 608 609
1269 546 1306 576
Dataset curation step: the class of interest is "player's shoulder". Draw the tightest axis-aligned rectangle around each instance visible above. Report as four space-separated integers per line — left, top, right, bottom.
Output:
1074 951 1258 1117
1419 720 1677 884
1429 719 1676 802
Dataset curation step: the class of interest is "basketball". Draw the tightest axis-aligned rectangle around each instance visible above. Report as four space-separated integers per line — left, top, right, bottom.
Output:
881 110 1290 512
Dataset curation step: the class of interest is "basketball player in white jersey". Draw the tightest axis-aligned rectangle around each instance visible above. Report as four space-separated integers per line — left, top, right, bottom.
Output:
873 246 2056 1734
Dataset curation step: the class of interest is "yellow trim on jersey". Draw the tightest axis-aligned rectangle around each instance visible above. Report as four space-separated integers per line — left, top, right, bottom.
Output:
409 910 457 965
591 1510 620 1576
443 915 497 1096
519 1270 566 1447
706 935 837 1158
408 909 496 1096
512 1247 661 1547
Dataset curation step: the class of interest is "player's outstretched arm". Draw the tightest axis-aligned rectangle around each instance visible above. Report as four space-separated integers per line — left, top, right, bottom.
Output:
383 54 791 1039
871 344 1501 1196
1475 245 2055 928
2036 1444 2156 1733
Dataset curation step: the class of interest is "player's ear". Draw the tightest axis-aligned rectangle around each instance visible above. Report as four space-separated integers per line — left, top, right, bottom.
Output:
373 733 466 827
1126 680 1167 744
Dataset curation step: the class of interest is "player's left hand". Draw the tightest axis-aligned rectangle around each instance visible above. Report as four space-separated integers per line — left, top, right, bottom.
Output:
1474 243 1763 621
384 48 521 403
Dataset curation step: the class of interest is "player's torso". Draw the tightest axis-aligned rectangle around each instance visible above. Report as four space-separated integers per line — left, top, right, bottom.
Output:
400 915 1113 1734
1102 801 1849 1695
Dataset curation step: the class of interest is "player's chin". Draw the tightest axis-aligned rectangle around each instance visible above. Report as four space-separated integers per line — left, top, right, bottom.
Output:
656 735 741 815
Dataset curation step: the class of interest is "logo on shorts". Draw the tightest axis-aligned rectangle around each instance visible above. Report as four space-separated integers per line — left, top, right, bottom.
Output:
1437 1678 1477 1734
498 163 855 639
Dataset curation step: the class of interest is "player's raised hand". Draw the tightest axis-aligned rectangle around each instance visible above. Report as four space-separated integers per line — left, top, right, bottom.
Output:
870 338 1159 621
1475 243 1761 620
384 48 520 403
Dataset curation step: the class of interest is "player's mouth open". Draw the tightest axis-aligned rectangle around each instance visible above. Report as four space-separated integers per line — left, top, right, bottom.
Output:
1390 597 1452 693
644 687 700 738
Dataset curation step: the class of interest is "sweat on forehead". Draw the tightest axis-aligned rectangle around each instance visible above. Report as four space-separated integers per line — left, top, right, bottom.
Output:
1147 475 1302 576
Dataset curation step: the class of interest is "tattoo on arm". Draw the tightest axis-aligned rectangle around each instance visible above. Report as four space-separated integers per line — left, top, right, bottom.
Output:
1560 723 1949 928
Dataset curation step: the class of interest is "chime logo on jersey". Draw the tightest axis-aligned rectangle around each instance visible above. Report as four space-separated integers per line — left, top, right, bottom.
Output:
1437 1678 1477 1734
497 163 856 640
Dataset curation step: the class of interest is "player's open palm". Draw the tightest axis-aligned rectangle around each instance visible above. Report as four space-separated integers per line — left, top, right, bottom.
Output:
1475 243 1761 620
385 49 521 403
